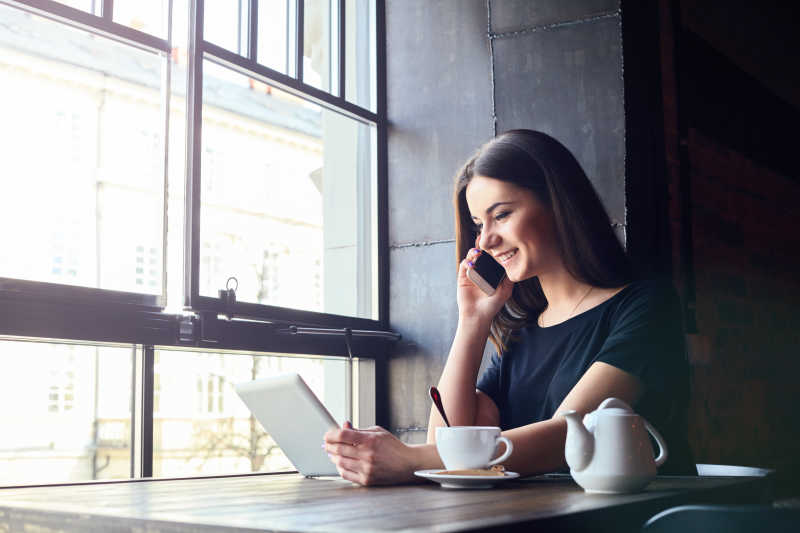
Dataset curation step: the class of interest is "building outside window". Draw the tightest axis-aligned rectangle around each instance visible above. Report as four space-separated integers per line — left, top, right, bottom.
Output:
0 0 384 487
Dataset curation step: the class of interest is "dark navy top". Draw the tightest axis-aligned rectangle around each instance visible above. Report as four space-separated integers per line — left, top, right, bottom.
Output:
476 279 695 474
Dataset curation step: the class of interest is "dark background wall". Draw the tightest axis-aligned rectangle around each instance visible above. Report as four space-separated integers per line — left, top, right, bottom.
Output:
383 0 800 497
659 0 800 495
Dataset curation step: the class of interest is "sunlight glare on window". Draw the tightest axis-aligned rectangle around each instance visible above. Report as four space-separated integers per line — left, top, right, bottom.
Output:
113 0 169 39
257 0 291 74
0 340 134 486
198 59 377 319
203 0 242 53
0 5 167 296
52 0 95 13
302 0 331 91
152 349 339 477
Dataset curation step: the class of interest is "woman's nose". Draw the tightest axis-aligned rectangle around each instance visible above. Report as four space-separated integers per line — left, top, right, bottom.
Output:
478 228 498 251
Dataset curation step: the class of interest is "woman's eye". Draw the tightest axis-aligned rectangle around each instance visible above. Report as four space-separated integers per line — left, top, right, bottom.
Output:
495 211 511 221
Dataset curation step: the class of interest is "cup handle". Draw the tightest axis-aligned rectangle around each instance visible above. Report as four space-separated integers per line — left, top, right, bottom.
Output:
488 436 513 466
644 419 669 467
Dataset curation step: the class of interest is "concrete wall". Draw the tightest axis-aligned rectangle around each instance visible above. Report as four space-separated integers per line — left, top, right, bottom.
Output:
385 0 625 442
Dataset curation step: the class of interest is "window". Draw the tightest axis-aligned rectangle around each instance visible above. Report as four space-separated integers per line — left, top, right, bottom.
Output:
0 0 389 487
152 348 357 477
0 339 134 486
0 3 168 299
188 0 381 322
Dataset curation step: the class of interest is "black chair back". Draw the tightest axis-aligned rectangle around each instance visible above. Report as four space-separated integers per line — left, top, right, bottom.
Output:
642 504 800 533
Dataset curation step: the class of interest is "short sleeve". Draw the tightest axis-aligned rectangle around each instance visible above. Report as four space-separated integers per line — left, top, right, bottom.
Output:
595 280 686 392
476 351 502 406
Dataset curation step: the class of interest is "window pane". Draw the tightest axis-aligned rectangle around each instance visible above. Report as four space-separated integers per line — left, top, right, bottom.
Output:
303 0 331 91
345 0 376 112
113 0 168 39
199 60 377 319
204 0 244 53
53 0 95 13
152 349 345 477
257 0 291 74
0 339 134 486
0 5 167 296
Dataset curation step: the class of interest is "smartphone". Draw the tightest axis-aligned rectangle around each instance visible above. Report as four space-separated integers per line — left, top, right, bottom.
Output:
466 251 506 296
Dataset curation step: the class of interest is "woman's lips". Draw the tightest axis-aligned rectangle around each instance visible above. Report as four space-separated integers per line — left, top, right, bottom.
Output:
496 249 517 264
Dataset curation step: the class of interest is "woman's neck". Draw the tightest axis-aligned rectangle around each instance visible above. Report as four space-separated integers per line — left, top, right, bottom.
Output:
537 268 588 309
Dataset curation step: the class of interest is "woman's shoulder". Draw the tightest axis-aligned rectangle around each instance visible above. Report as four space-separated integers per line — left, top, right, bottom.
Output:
612 277 679 306
605 277 683 326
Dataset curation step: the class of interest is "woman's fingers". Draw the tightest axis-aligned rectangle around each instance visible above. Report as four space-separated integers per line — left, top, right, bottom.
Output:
327 447 376 486
324 442 370 460
332 460 363 484
334 455 372 474
324 425 414 486
465 247 482 265
324 427 363 446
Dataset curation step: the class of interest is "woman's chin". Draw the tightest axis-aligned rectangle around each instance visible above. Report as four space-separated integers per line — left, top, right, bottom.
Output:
505 264 536 283
504 269 521 283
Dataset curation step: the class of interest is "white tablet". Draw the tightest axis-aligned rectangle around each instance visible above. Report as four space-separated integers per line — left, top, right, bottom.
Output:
235 372 340 477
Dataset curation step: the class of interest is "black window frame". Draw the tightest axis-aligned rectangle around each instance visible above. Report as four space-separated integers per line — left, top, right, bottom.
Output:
0 0 391 483
186 0 389 333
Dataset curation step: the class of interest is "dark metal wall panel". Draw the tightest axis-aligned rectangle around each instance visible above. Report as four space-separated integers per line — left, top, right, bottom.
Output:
490 0 619 34
385 0 492 441
386 0 492 246
492 13 626 226
388 242 459 441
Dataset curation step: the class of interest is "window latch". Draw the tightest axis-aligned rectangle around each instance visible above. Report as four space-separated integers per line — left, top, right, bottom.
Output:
218 277 238 319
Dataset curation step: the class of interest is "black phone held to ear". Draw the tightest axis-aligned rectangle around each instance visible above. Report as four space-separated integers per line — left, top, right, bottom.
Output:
466 251 506 296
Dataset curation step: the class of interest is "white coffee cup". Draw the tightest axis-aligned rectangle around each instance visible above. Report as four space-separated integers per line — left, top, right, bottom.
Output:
435 426 513 470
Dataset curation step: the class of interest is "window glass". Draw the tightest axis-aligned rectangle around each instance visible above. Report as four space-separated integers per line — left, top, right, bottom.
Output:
0 5 167 296
152 348 346 476
257 0 292 74
345 0 376 112
53 0 95 13
0 339 134 486
203 0 244 53
199 60 377 319
113 0 169 39
303 0 332 91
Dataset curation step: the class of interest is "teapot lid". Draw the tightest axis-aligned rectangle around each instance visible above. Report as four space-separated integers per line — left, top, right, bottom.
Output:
596 397 634 413
596 407 636 416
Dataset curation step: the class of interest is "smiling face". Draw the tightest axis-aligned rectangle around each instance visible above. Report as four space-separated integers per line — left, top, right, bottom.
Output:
465 175 561 283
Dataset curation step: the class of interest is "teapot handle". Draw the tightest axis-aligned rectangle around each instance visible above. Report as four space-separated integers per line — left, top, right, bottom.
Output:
644 419 669 467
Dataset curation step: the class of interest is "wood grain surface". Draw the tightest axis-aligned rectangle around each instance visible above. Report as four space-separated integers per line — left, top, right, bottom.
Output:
0 474 768 533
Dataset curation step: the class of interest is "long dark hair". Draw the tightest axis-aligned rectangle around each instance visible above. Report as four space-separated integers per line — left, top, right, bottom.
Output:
454 129 632 353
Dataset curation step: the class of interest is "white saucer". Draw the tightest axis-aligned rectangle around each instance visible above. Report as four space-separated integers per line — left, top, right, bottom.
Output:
414 469 520 489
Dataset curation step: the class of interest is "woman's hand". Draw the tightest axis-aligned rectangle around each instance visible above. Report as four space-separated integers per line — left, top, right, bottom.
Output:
458 246 514 326
324 422 421 486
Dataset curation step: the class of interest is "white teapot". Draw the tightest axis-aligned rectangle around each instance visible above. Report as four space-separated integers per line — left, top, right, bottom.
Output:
561 398 668 494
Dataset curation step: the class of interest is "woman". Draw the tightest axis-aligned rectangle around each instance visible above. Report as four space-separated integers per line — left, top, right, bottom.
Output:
324 129 694 485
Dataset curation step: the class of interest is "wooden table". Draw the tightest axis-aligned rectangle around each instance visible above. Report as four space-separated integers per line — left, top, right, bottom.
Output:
0 473 769 532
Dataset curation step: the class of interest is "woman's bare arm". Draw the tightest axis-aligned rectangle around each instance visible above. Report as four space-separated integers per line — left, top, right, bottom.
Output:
426 319 494 442
496 361 644 475
325 361 643 485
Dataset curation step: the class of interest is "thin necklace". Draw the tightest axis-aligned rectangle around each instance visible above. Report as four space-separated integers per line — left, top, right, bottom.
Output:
538 285 593 328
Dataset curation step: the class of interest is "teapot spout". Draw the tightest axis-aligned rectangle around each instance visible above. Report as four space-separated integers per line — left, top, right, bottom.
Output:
561 410 594 472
